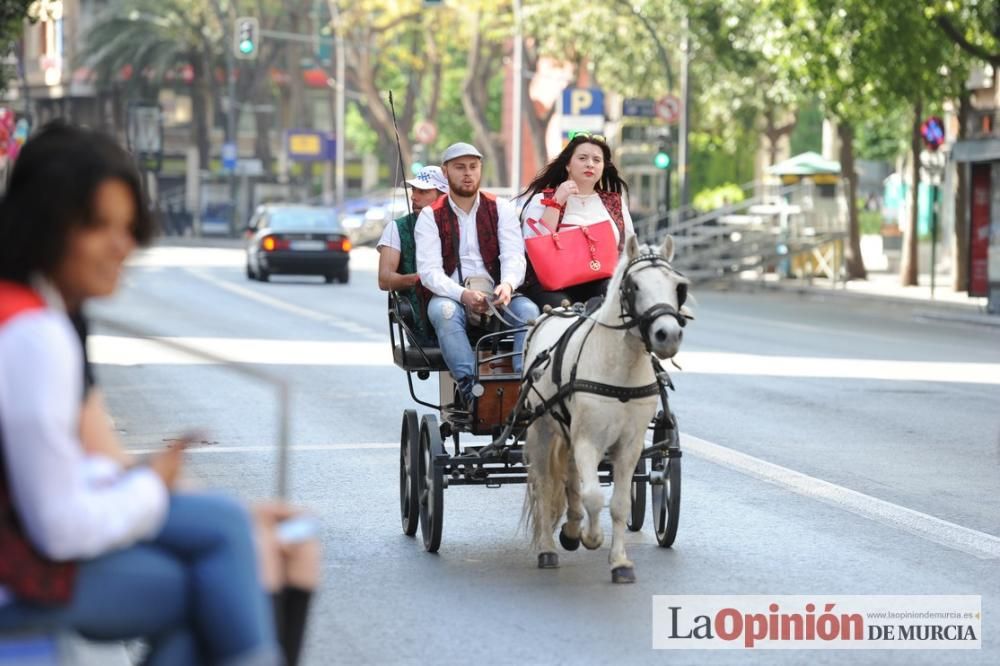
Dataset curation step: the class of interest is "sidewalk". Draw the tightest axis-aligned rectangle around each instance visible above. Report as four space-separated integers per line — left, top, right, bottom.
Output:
731 270 1000 329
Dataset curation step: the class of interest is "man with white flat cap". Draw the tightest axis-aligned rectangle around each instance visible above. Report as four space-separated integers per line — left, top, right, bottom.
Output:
377 165 449 345
415 142 539 406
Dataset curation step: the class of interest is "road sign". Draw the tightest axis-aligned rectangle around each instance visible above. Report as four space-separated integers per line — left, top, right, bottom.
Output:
655 95 682 124
562 87 604 117
222 142 237 172
285 130 333 162
623 98 656 118
921 116 945 151
560 87 605 133
414 120 437 145
127 103 163 172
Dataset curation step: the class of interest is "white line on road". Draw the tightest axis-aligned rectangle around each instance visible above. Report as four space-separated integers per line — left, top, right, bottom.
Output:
128 442 398 455
183 267 384 340
137 434 1000 559
680 433 1000 560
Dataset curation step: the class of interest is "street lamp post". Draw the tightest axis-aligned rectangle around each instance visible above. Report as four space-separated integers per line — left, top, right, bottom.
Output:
511 0 523 194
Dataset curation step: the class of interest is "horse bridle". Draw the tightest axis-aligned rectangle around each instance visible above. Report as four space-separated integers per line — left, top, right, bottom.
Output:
614 253 689 353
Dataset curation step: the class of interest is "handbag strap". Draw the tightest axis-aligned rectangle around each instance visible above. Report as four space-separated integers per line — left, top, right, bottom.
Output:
525 217 550 237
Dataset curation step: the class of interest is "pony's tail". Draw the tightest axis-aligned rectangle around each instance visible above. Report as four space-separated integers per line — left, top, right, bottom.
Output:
521 430 569 549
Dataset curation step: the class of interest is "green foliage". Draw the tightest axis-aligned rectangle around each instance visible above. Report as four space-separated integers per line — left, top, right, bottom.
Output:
686 128 756 198
693 183 746 213
859 208 883 236
789 99 823 155
0 1 34 93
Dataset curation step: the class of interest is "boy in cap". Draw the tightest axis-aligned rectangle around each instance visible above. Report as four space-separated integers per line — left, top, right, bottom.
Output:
377 165 448 345
415 142 539 406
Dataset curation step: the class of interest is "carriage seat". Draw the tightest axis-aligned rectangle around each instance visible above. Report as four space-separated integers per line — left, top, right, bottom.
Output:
390 294 448 372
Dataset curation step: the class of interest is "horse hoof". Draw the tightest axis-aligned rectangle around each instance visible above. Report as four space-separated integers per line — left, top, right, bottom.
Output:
538 552 559 569
611 566 636 584
582 535 603 551
559 526 580 551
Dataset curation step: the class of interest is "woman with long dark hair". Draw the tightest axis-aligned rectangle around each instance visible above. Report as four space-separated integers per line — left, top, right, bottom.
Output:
517 132 636 309
0 122 286 665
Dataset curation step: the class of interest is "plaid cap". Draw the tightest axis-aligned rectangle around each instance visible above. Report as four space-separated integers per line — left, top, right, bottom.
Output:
405 165 448 193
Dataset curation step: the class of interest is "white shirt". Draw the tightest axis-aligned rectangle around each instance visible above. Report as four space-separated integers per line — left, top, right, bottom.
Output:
415 194 527 303
0 282 168 605
521 191 636 245
376 220 401 253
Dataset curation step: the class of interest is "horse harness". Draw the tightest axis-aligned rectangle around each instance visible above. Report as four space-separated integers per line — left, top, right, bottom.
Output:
520 253 687 440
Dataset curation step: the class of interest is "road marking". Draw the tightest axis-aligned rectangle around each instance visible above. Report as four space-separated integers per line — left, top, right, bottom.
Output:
183 267 384 340
128 442 399 455
89 335 392 366
133 432 1000 558
680 433 1000 560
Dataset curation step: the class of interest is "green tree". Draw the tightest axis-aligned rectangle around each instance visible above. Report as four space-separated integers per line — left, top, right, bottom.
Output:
81 0 222 168
0 1 32 94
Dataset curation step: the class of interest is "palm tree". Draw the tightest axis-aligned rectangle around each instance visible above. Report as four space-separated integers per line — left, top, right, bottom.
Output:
80 0 223 168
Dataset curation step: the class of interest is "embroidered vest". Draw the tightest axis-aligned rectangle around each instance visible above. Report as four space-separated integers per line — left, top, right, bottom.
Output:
432 192 501 285
394 212 434 345
0 281 79 605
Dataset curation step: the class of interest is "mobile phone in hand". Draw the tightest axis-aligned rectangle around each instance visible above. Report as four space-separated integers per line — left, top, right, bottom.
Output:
276 516 319 545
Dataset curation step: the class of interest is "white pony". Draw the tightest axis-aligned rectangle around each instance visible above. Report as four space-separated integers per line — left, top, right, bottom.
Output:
522 234 690 583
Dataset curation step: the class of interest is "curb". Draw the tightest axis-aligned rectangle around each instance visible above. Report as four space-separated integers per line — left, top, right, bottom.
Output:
727 279 1000 329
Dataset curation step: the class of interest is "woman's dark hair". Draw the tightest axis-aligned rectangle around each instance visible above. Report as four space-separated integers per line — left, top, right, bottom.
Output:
517 135 629 215
0 121 156 283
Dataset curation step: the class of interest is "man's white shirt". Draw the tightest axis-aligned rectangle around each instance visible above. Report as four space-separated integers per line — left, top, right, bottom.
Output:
415 194 526 303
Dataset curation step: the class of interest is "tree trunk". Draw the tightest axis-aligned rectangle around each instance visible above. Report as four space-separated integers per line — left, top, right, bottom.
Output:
900 100 921 286
952 94 971 291
523 42 554 177
838 122 867 280
190 54 211 169
461 16 507 185
347 35 414 171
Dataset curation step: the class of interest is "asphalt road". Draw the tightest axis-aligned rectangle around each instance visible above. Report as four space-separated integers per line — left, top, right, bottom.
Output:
89 243 1000 665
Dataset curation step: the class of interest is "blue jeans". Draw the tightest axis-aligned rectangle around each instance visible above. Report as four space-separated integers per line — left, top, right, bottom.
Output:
0 494 279 666
426 294 539 387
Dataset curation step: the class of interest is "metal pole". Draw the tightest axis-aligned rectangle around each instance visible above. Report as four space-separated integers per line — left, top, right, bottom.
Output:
511 0 523 193
930 183 938 299
331 2 346 210
678 14 691 211
227 24 239 236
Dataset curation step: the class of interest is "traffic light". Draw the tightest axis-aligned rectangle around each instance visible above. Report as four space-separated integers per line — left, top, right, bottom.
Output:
234 17 259 60
654 146 671 170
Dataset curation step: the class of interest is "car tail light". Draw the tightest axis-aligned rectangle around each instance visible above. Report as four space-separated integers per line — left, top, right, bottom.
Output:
261 236 288 251
326 237 352 252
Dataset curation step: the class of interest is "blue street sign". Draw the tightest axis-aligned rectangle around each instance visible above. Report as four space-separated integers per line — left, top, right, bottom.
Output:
285 130 334 162
221 142 237 172
562 87 604 116
623 98 657 118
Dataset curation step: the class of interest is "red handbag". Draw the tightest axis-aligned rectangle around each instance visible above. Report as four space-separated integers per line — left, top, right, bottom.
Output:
524 218 617 291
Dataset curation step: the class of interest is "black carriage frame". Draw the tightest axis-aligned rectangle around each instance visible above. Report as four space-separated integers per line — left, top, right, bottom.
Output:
388 291 682 552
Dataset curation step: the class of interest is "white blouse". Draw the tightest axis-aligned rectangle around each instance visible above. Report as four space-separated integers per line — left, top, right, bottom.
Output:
520 191 636 245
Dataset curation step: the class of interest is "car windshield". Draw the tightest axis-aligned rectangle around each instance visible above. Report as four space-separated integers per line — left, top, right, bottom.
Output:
269 208 340 231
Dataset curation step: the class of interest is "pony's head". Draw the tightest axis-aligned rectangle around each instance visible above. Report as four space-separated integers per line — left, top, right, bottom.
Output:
610 234 692 360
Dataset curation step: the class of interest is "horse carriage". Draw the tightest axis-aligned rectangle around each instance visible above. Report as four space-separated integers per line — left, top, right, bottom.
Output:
388 236 690 582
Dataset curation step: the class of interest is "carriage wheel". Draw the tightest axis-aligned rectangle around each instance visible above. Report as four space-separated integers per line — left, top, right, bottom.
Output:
418 414 445 553
627 457 647 532
651 417 682 547
399 410 420 536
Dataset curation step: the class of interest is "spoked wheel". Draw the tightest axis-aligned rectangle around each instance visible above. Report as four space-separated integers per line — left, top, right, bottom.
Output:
418 414 445 553
651 414 682 547
627 457 647 532
399 410 420 536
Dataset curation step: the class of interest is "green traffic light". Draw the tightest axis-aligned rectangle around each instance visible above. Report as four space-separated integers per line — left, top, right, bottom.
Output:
239 40 254 54
654 152 671 169
411 162 425 175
